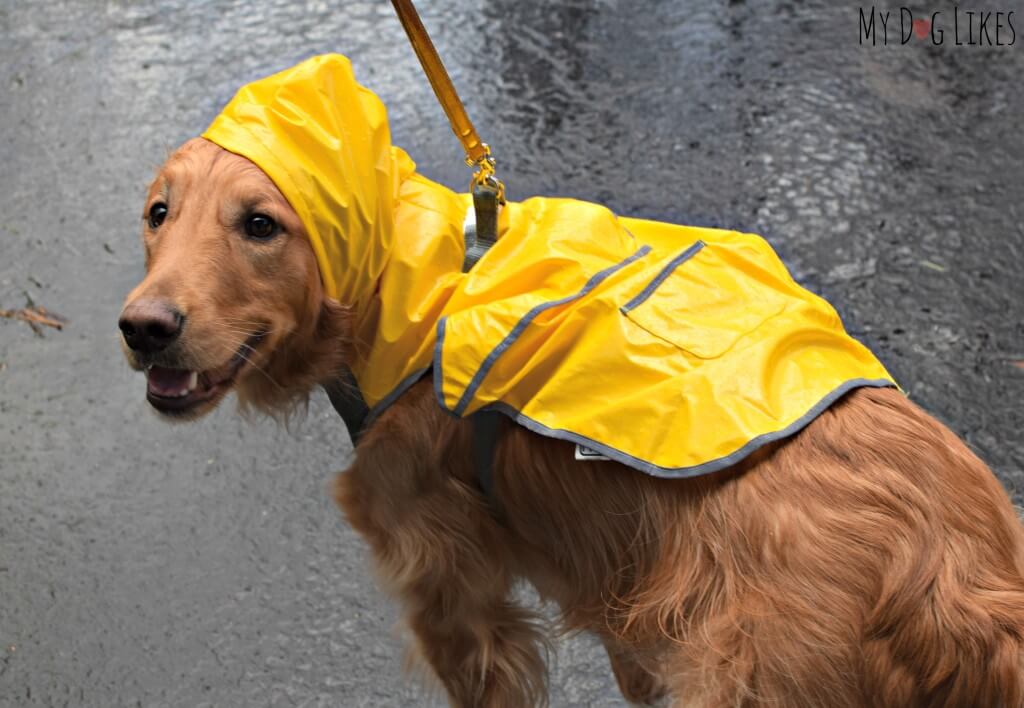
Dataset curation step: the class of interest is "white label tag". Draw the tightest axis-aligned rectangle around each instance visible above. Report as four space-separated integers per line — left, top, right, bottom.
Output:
574 444 611 461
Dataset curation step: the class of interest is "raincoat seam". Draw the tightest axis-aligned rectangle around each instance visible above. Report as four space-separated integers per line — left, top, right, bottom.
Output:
479 377 896 478
620 240 706 313
450 245 654 417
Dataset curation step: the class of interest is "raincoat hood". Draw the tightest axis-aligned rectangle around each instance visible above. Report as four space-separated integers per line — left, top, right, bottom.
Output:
203 54 897 479
203 54 415 312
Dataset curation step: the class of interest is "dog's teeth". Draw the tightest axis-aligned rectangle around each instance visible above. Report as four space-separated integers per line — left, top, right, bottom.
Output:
187 371 198 391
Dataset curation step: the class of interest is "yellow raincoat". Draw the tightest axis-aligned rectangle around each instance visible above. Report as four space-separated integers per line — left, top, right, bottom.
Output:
204 54 896 478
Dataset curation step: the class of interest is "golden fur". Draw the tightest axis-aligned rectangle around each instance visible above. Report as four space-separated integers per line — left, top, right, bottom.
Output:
122 138 1024 707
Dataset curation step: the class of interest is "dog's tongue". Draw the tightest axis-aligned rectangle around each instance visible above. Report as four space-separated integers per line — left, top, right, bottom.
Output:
147 366 197 397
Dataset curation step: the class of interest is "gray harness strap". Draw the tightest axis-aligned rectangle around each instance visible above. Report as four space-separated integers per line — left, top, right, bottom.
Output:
326 200 502 491
323 370 501 502
461 193 503 499
461 184 500 271
324 370 370 445
470 409 503 501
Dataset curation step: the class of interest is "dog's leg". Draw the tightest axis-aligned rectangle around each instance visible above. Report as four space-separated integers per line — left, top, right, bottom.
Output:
334 392 548 707
602 638 668 706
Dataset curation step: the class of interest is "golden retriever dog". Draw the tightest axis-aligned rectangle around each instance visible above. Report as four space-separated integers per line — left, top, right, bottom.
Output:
121 135 1024 707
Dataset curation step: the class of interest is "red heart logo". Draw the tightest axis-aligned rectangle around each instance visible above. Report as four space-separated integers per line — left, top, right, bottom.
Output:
913 18 931 39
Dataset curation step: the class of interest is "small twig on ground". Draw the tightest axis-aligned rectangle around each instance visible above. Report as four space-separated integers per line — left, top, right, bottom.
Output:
0 305 67 336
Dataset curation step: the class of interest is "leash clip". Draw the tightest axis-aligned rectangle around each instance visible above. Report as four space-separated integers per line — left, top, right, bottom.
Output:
389 0 507 271
467 145 504 201
464 145 505 271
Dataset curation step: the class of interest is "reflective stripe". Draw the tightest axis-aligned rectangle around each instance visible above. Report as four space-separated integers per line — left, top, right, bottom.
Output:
432 317 455 416
448 245 653 416
364 367 431 430
620 240 704 313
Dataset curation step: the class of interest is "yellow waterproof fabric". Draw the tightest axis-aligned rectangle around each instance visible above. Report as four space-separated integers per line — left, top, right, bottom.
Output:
204 54 897 478
203 54 416 314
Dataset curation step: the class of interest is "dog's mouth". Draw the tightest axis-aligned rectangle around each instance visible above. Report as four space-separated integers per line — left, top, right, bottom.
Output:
145 333 266 415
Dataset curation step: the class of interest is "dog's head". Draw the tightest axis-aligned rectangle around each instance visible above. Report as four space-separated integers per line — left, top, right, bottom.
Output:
119 137 349 419
119 54 405 419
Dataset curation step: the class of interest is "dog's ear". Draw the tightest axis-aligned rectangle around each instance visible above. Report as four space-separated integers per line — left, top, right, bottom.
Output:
314 296 353 365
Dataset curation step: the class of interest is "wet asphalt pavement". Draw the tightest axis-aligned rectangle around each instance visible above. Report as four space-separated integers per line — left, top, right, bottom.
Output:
1 0 1022 706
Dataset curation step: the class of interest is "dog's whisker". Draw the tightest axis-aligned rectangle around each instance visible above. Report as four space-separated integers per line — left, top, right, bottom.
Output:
235 347 285 392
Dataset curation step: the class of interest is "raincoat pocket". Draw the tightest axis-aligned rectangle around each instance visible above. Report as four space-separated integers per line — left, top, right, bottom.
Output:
620 239 788 359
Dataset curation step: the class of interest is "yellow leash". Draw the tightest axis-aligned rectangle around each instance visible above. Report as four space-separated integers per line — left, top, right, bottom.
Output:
390 0 504 268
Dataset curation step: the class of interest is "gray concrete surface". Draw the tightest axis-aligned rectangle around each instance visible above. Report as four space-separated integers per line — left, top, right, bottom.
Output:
1 0 1022 706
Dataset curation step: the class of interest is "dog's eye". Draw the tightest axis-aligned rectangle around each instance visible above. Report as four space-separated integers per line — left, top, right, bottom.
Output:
244 214 278 240
148 202 168 229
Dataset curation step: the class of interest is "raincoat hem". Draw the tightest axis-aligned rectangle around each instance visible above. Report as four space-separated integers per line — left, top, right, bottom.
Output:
364 367 432 430
474 377 896 479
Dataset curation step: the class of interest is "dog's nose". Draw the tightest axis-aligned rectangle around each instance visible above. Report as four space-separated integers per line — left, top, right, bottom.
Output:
119 299 184 353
